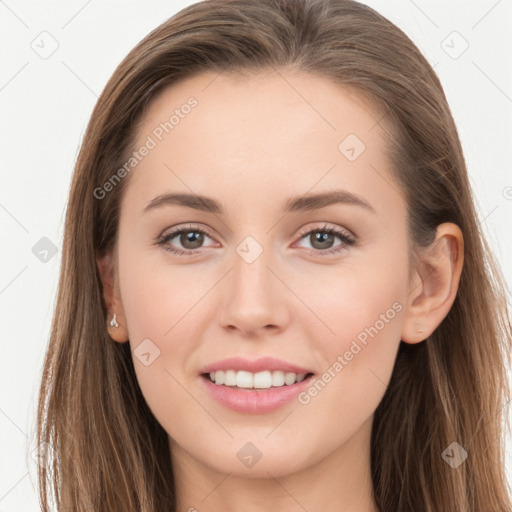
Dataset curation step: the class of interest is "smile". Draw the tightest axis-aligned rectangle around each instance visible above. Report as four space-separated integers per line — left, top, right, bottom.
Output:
200 371 315 413
205 369 312 388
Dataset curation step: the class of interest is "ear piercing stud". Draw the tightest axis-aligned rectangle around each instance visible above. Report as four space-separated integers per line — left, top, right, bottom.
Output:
110 312 119 328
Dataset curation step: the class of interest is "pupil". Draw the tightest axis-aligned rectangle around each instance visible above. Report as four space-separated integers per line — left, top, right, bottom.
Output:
312 232 334 249
181 231 203 249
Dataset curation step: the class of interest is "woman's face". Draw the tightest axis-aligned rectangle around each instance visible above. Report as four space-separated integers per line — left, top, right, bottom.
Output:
109 69 415 477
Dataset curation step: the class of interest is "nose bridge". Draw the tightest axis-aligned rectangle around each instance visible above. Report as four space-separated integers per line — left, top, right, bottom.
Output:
218 232 288 333
231 234 275 303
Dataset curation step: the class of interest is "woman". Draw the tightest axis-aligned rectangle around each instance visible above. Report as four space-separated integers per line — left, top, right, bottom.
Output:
36 0 512 510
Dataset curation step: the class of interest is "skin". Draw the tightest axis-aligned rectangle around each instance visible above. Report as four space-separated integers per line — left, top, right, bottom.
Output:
97 68 464 512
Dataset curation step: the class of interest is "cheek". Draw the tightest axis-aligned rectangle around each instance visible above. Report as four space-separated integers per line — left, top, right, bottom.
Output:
296 248 406 413
117 249 221 433
319 271 403 367
119 246 213 349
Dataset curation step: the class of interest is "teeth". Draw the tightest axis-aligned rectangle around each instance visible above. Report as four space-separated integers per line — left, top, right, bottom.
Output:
272 371 285 387
207 370 309 388
224 369 236 386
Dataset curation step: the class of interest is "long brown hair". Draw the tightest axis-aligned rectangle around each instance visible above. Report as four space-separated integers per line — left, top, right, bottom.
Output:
36 0 512 510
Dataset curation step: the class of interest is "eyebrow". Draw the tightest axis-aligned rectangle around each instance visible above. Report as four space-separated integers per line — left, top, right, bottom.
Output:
143 189 375 215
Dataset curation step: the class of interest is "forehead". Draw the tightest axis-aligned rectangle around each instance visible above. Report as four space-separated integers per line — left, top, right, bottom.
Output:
135 68 387 152
123 68 403 217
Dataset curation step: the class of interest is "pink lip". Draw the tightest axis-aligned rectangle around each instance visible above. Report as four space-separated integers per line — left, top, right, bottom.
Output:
200 374 314 413
199 356 313 375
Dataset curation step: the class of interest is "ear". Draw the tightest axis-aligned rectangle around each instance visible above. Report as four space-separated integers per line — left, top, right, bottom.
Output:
96 250 129 343
401 222 464 344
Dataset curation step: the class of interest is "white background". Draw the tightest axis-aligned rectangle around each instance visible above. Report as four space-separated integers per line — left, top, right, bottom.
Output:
1 0 511 510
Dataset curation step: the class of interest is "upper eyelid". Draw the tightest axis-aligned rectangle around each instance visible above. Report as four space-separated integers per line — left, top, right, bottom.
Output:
160 224 214 240
297 223 354 238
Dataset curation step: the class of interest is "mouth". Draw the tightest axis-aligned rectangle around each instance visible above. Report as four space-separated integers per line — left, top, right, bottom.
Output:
200 369 315 413
201 370 315 390
198 356 316 412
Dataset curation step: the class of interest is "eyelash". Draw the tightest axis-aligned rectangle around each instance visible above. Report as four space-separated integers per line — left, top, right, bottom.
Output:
155 223 356 257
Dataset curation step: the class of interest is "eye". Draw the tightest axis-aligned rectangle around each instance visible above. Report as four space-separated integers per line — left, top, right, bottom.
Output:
155 222 356 257
294 223 356 256
156 224 217 256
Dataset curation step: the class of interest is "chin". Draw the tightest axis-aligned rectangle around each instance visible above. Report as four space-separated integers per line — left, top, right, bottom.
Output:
193 435 314 479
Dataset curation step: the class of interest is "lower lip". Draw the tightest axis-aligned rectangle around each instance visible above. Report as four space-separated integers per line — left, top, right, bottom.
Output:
200 374 314 413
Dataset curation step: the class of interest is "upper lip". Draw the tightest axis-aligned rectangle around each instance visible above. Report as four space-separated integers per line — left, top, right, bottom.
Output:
199 356 314 375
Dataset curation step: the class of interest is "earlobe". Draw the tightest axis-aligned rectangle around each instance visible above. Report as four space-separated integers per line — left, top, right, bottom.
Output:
401 223 464 344
96 250 130 343
107 310 129 343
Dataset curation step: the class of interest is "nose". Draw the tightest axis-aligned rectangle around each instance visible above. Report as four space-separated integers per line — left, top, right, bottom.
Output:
217 240 291 337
